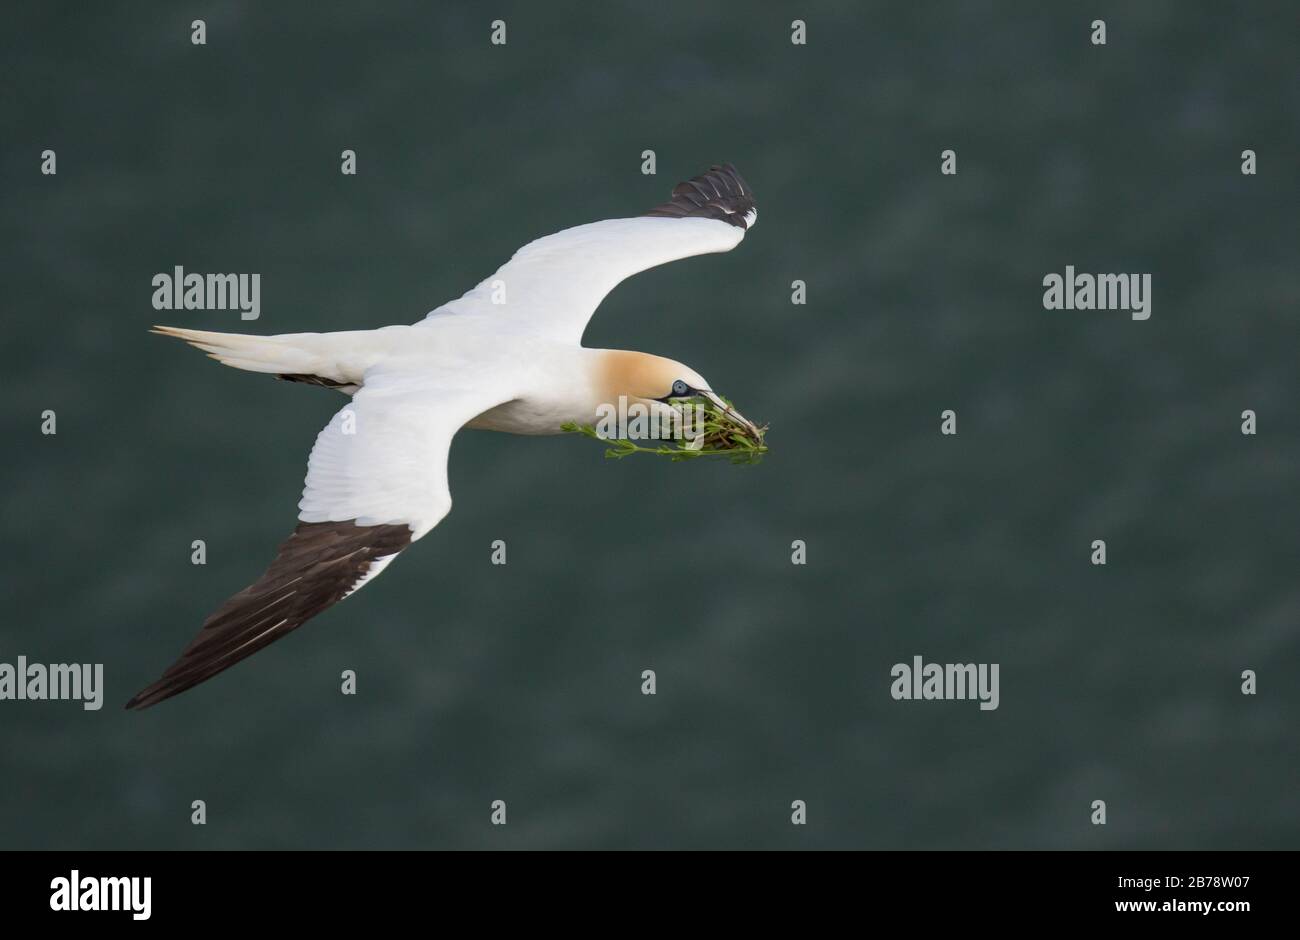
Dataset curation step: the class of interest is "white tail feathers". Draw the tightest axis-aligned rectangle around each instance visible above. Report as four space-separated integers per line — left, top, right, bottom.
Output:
152 325 330 378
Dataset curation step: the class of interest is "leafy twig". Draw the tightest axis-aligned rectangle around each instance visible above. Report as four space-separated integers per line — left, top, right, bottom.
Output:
561 396 768 464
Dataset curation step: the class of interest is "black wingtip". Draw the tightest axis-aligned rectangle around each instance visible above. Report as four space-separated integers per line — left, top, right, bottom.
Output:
124 684 163 710
125 666 189 710
124 520 413 712
643 163 757 229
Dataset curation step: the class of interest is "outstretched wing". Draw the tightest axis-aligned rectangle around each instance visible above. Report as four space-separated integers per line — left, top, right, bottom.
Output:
421 163 757 344
126 371 514 709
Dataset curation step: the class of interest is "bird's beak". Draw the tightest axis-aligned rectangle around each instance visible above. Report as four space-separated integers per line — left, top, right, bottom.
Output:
702 390 763 440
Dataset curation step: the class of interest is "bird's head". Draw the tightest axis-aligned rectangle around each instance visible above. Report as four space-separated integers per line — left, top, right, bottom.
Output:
593 350 760 439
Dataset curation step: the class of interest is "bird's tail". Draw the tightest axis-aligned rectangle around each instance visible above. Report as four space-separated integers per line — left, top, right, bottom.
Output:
151 325 340 381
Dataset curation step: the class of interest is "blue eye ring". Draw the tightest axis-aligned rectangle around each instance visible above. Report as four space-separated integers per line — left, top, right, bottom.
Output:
671 379 690 397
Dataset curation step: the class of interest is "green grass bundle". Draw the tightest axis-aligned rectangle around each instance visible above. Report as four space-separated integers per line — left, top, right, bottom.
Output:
562 395 768 464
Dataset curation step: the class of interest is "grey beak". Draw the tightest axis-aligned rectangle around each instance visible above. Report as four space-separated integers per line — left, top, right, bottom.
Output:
702 390 762 439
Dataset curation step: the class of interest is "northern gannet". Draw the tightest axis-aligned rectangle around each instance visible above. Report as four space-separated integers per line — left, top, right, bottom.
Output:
127 164 759 709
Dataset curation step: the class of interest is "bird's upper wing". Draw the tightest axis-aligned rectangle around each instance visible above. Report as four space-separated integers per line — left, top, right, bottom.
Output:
126 369 514 709
420 163 757 344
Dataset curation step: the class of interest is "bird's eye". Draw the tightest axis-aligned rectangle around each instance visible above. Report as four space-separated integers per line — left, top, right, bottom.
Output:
671 380 690 397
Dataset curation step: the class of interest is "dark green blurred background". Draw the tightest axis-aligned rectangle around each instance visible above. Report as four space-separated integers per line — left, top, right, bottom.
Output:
2 2 1296 849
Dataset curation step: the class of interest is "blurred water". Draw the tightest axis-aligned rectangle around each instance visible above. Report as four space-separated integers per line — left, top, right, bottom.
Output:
1 1 1297 849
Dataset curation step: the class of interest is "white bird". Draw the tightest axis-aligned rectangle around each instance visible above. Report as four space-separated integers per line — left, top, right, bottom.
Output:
127 164 759 709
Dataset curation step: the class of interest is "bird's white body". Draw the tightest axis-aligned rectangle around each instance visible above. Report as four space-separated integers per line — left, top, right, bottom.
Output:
216 319 601 433
130 164 759 709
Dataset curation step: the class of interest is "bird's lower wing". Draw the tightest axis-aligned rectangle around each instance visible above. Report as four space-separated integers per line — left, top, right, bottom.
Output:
127 372 514 709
